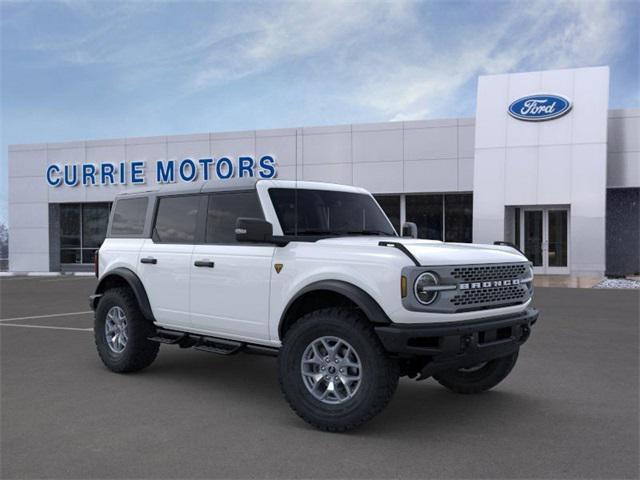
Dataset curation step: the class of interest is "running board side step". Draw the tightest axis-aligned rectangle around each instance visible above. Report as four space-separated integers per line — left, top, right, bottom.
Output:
148 328 279 357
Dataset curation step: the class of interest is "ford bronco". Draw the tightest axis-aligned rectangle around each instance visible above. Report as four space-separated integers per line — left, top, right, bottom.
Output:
90 179 538 431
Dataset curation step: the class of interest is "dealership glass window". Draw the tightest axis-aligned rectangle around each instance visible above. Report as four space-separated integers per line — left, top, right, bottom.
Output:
374 195 400 233
405 193 473 242
406 194 443 240
60 203 111 264
153 195 200 244
206 191 264 244
444 194 473 243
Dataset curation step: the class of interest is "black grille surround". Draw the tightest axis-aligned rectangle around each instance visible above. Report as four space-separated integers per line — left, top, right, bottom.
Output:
401 262 533 313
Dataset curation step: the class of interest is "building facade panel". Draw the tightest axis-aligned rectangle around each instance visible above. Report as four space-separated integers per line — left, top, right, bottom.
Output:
537 145 572 204
572 67 610 145
457 157 474 191
404 159 457 192
353 161 403 193
352 128 403 163
504 147 538 205
302 132 351 165
8 147 47 178
403 126 458 160
607 152 640 188
607 114 640 153
302 162 352 184
255 134 297 166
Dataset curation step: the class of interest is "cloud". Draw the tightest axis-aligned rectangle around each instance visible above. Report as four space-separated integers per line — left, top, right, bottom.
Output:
349 0 626 120
3 0 632 122
189 1 414 91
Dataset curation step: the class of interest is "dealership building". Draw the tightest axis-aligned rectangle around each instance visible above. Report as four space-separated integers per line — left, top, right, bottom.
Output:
7 66 639 276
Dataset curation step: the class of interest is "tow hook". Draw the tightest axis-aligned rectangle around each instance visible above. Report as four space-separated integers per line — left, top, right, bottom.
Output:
520 326 531 341
460 335 472 353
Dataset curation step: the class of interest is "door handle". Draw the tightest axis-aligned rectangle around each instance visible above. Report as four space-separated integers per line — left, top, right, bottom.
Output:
140 257 157 264
194 260 215 268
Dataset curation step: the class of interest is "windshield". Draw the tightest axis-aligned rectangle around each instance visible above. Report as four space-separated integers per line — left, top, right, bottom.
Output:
268 188 397 237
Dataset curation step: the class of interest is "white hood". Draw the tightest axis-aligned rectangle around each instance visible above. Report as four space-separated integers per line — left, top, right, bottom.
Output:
317 236 527 266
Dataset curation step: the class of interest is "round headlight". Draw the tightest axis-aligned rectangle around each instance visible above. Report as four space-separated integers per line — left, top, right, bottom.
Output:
414 272 439 305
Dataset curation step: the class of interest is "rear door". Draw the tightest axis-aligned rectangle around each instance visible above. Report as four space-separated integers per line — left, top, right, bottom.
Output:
190 190 275 342
138 194 204 330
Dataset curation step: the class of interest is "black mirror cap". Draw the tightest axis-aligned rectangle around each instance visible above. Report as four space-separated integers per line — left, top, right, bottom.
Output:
235 217 275 244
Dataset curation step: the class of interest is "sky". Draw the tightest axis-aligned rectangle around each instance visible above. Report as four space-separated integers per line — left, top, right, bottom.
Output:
1 0 638 226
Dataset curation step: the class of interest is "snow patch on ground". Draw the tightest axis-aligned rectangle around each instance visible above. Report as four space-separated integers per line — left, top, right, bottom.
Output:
593 278 640 289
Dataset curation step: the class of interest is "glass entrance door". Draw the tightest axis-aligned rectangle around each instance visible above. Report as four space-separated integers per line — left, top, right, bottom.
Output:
518 208 569 274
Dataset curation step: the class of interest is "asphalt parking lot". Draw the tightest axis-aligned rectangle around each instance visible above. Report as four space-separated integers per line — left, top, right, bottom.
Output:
1 277 638 479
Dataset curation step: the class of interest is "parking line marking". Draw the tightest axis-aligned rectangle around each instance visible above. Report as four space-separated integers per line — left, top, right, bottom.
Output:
0 311 93 322
0 323 92 332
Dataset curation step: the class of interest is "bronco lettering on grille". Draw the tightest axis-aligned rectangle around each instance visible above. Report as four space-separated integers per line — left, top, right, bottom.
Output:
458 278 521 290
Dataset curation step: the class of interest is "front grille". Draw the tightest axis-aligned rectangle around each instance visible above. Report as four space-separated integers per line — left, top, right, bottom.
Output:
451 264 528 283
450 284 527 308
401 262 532 314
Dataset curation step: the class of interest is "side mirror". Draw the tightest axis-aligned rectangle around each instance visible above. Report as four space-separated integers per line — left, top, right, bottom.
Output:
235 218 274 243
401 222 418 238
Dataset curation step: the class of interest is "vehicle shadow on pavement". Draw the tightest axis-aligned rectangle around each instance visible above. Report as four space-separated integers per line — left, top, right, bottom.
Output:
104 346 542 436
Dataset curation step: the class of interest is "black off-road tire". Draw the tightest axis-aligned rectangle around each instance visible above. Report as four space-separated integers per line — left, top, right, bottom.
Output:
278 308 399 432
433 350 519 394
94 287 159 373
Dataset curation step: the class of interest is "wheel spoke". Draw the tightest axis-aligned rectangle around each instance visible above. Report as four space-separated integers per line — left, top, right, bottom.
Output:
340 377 353 397
332 381 346 401
320 338 334 355
311 343 324 361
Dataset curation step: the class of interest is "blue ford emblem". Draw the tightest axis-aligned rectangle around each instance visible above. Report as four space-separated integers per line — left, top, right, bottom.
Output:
508 94 572 121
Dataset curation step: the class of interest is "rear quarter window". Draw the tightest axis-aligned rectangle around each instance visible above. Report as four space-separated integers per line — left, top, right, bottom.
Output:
110 197 148 236
153 195 201 244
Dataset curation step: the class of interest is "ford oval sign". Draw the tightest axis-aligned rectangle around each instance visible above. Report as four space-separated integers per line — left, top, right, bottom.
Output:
508 94 572 121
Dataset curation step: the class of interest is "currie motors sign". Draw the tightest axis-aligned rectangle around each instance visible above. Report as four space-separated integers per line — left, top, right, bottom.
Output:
45 155 277 187
508 94 572 121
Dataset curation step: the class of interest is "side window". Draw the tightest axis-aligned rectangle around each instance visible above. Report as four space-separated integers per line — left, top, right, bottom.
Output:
111 197 148 236
206 191 264 244
153 195 200 244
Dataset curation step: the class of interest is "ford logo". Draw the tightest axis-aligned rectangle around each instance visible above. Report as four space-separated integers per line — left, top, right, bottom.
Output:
508 94 572 121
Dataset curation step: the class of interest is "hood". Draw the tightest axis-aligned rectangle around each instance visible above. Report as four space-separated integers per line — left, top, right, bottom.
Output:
316 236 527 266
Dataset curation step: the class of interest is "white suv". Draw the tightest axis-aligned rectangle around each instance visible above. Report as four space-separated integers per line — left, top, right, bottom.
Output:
91 179 538 432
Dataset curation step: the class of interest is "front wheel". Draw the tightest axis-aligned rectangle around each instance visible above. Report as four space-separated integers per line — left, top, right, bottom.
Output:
433 351 519 394
278 308 399 432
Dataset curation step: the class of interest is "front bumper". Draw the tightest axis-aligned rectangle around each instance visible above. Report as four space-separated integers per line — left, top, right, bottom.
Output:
375 307 538 377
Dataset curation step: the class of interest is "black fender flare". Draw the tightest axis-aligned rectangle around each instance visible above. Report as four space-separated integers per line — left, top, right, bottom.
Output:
93 268 155 322
279 280 391 338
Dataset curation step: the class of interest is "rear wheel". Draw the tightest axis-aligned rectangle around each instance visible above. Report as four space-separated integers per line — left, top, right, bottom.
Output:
94 287 159 373
433 351 519 394
278 308 399 432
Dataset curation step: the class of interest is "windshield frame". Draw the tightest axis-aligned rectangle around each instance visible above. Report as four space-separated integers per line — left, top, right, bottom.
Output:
267 187 398 240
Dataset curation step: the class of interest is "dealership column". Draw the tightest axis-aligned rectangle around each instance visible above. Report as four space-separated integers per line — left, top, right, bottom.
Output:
472 66 610 276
